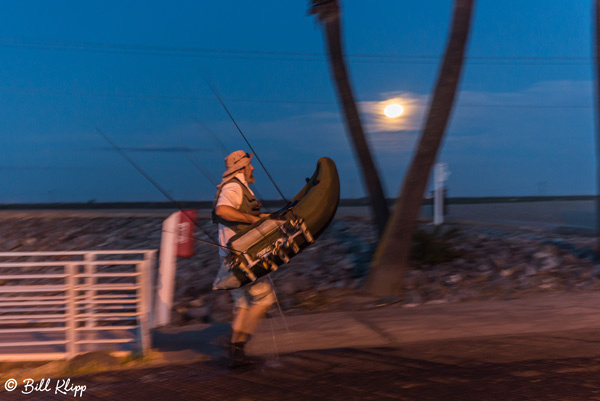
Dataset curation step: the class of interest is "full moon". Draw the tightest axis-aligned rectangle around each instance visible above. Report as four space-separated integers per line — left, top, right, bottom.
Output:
384 104 404 118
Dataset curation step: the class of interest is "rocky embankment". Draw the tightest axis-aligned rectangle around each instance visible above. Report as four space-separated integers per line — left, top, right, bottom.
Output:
0 213 597 326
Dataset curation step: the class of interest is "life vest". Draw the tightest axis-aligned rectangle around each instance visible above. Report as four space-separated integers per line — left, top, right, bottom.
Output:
211 177 261 233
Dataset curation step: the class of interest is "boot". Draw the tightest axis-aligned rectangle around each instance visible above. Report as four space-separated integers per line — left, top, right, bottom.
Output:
229 342 254 369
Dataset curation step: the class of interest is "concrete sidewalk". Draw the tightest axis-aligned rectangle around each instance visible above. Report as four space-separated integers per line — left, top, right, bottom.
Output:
152 292 600 361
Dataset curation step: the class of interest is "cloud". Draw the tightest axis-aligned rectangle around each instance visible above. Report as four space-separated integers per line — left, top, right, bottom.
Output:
447 80 593 149
455 80 591 115
95 145 210 153
0 165 93 170
354 80 593 153
440 80 595 196
355 91 429 153
360 92 429 133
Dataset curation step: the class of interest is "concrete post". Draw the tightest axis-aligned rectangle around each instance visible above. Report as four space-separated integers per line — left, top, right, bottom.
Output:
433 163 450 226
152 212 179 328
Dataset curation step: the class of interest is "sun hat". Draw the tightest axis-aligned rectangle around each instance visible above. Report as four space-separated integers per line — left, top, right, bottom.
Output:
222 150 253 177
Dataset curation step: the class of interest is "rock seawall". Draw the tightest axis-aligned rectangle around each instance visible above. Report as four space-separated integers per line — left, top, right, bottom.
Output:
0 213 597 326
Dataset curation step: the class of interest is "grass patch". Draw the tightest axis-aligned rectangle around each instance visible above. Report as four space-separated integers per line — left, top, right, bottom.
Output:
411 226 463 265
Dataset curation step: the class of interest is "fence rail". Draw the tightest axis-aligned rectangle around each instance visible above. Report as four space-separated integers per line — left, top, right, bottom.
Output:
0 250 156 361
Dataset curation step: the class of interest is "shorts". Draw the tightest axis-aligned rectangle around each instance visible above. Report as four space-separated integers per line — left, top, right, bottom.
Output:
213 260 275 310
231 279 275 310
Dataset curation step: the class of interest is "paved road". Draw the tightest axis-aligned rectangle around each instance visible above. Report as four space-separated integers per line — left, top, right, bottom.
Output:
5 330 600 400
5 293 600 400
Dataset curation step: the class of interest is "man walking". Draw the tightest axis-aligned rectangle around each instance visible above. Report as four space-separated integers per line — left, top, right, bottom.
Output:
212 150 275 368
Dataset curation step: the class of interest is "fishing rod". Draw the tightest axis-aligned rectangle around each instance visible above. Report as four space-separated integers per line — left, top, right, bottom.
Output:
95 127 233 253
181 149 217 187
169 127 218 187
189 115 273 212
205 80 289 203
190 116 229 156
96 128 300 312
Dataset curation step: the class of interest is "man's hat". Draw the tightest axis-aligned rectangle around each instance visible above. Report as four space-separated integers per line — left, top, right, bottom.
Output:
222 150 253 177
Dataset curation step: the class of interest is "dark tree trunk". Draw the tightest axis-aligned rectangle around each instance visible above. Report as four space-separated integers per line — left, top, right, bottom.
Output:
310 0 389 237
364 0 475 296
595 0 600 258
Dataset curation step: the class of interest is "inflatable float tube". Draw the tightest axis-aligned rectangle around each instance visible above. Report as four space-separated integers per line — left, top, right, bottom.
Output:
213 157 340 290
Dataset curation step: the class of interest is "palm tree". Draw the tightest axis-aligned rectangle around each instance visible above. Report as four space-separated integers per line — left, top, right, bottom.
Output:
365 0 475 296
310 0 389 237
595 0 600 258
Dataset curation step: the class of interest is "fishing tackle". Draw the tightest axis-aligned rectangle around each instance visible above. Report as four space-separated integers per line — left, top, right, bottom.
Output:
206 80 289 203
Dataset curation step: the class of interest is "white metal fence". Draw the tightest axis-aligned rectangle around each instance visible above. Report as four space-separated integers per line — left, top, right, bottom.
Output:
0 250 156 361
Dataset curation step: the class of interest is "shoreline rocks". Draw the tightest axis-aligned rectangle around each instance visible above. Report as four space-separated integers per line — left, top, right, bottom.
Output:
0 214 598 326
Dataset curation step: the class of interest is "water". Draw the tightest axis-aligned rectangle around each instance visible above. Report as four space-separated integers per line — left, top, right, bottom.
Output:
341 200 596 230
443 200 595 230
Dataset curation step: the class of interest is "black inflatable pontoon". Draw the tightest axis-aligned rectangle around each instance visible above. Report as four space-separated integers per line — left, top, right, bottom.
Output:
213 157 340 290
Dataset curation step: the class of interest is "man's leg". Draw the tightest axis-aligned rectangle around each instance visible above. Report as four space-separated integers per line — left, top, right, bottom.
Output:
229 280 275 367
231 306 249 343
231 302 272 343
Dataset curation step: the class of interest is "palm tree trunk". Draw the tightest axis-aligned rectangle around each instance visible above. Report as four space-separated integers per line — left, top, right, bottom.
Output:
594 0 600 258
364 0 475 296
311 0 389 237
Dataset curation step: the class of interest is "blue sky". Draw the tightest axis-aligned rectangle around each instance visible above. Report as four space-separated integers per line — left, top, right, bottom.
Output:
0 0 596 203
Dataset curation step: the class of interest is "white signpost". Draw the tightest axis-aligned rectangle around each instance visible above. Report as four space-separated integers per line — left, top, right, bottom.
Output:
433 163 450 226
152 211 179 328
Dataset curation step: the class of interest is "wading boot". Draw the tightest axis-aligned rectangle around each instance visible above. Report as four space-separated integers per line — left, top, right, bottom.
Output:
229 342 255 369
